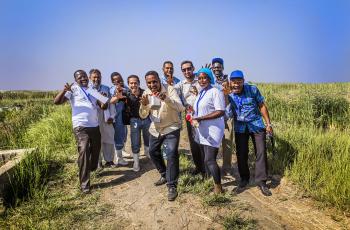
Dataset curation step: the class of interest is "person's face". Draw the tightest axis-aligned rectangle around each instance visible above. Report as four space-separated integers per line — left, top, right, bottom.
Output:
75 71 89 87
128 77 140 92
230 78 244 94
89 73 101 87
181 63 195 79
163 63 174 77
212 62 224 78
198 73 210 88
111 75 124 88
145 75 161 93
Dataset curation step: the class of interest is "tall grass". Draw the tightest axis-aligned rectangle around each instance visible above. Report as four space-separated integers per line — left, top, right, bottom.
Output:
256 83 350 212
0 100 55 149
0 91 57 101
283 126 350 210
3 105 74 207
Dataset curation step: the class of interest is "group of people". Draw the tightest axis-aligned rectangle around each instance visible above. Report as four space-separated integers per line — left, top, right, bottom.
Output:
54 57 273 201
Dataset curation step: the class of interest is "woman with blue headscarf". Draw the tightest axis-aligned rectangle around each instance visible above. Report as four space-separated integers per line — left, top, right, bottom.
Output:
192 68 225 194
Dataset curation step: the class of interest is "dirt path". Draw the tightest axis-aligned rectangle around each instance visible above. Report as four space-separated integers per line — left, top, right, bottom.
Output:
92 130 349 229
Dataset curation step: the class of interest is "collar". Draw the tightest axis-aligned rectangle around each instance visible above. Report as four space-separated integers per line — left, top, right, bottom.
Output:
182 77 198 84
215 74 228 84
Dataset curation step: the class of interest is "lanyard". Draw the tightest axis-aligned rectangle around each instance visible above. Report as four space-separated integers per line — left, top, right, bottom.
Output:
80 87 93 104
195 85 212 116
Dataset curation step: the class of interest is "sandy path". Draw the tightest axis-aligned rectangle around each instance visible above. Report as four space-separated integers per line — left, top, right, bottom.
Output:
92 129 349 230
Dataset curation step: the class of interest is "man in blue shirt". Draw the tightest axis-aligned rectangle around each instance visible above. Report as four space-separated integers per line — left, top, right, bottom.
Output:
226 70 273 196
160 61 181 87
109 72 129 166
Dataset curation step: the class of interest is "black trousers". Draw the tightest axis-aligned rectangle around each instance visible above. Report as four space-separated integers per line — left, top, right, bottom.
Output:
199 144 221 184
149 129 180 188
186 120 205 174
235 130 268 184
73 126 101 190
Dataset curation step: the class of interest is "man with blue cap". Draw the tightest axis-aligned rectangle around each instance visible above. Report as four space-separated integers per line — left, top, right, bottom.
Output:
226 70 273 196
211 57 233 175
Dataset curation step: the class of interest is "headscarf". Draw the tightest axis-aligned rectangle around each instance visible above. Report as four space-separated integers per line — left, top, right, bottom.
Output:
196 68 215 84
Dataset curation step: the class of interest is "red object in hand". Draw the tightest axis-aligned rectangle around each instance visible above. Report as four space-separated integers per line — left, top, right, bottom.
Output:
186 113 193 125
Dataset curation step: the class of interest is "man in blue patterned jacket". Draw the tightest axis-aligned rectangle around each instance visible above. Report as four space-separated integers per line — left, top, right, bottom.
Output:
226 70 273 196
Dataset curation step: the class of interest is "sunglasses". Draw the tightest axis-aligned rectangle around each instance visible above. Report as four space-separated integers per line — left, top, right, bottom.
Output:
147 80 159 84
181 67 192 72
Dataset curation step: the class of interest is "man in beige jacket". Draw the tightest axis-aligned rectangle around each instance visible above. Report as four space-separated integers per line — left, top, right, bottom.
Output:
140 70 185 201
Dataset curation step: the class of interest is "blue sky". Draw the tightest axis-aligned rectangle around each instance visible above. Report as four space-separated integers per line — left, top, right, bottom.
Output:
0 0 349 90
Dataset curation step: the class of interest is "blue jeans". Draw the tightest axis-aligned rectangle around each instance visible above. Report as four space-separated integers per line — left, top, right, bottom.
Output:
130 117 151 153
149 129 180 188
113 123 127 150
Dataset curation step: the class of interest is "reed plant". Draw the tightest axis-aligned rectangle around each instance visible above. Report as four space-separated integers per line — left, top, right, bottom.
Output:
2 105 74 207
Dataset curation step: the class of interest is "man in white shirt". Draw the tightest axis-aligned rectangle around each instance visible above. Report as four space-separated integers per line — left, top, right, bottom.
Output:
54 70 107 194
176 60 205 176
139 70 185 201
89 69 116 168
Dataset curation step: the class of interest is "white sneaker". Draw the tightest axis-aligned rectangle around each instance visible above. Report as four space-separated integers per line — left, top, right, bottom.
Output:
116 150 128 166
133 153 140 172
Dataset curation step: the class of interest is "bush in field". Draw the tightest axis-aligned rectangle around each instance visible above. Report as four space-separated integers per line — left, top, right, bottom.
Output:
312 95 349 129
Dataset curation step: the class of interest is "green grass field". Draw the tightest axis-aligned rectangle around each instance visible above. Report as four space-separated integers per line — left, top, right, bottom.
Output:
0 84 349 228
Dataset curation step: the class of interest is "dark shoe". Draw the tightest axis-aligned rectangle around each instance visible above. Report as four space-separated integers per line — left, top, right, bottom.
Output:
104 161 112 168
258 184 272 196
81 188 90 194
221 167 233 176
238 180 249 188
190 168 200 176
109 162 117 168
168 187 178 201
154 176 167 186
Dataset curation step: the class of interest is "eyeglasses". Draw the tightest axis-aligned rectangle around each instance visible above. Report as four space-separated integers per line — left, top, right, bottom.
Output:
147 80 159 84
181 67 192 72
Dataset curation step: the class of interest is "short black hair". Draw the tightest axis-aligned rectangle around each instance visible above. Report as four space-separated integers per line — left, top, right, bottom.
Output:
89 69 101 76
127 74 140 83
162 61 173 68
74 70 87 79
110 72 122 81
180 60 193 68
145 70 159 80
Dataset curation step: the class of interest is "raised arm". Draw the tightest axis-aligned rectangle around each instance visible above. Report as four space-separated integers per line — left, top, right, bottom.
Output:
139 93 150 119
54 83 72 105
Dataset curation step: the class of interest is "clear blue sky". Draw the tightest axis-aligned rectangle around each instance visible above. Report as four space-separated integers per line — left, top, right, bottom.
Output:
0 0 349 90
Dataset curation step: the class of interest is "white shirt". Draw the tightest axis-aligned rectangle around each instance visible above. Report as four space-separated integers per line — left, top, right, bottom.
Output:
176 78 201 107
65 84 99 128
193 87 225 148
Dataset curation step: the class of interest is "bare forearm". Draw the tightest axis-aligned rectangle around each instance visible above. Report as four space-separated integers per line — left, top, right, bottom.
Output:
54 90 67 105
259 103 271 125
